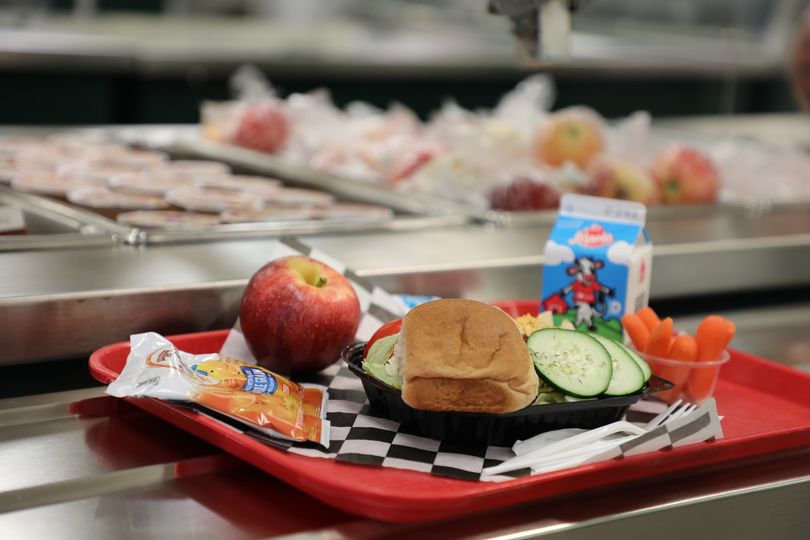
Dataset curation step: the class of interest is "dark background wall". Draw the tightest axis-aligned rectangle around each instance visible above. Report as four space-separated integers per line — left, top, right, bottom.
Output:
0 68 799 125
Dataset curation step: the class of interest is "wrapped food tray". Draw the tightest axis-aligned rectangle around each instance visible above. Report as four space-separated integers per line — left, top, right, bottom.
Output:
89 317 810 523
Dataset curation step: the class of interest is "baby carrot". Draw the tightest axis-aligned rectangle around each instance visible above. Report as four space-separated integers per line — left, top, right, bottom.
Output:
695 315 736 361
686 316 736 403
637 307 661 333
621 313 650 351
670 334 698 361
654 334 697 403
645 317 674 357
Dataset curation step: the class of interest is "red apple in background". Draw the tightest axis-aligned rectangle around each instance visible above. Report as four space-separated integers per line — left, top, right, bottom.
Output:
230 101 290 154
240 256 361 376
651 146 721 204
489 177 561 211
586 157 658 204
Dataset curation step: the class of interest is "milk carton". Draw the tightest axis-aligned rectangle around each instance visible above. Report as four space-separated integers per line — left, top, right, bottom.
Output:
541 194 652 342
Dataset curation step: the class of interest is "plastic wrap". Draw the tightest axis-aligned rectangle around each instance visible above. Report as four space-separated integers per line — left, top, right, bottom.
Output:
205 69 810 209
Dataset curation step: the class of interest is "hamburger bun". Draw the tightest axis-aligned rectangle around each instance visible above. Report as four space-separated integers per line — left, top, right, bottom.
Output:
400 299 539 413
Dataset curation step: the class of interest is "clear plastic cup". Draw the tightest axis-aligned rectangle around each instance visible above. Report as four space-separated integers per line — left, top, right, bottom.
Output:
641 350 731 405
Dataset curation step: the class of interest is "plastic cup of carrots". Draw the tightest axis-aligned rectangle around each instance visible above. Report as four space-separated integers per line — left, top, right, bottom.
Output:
621 309 735 404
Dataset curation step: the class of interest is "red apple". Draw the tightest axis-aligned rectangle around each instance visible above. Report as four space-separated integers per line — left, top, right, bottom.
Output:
230 101 289 154
586 157 658 204
651 146 721 204
489 177 561 211
239 256 361 376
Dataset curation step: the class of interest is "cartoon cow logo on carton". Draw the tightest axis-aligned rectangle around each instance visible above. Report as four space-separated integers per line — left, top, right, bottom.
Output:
543 256 614 330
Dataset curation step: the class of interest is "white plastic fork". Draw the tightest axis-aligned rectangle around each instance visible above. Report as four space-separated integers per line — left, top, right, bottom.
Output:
528 402 707 476
484 400 697 476
484 423 645 476
512 399 691 456
531 400 697 458
528 435 639 474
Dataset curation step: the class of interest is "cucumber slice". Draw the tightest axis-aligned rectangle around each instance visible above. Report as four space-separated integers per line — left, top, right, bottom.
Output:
589 334 646 396
617 341 652 383
527 329 612 398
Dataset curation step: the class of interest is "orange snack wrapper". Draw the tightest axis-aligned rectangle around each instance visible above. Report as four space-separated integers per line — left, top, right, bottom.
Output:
107 332 329 446
190 358 327 444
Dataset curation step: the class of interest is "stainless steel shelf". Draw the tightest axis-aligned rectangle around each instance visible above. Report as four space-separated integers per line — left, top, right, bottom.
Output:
0 187 472 249
0 186 121 252
0 128 475 250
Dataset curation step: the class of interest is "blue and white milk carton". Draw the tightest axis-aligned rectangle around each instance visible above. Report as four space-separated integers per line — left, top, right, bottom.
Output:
541 194 652 341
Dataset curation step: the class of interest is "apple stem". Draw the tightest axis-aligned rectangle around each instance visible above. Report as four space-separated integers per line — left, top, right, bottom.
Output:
316 276 327 288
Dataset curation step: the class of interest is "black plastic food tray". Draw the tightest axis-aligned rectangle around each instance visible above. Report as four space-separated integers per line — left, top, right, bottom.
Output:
343 343 673 446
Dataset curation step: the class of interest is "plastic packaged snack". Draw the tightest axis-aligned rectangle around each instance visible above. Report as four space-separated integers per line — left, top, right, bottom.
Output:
270 187 334 207
314 202 394 220
165 159 231 177
116 210 221 229
56 160 144 184
113 148 169 168
107 332 329 446
219 207 317 224
164 186 260 213
67 186 170 219
12 172 88 198
108 172 197 196
195 174 282 199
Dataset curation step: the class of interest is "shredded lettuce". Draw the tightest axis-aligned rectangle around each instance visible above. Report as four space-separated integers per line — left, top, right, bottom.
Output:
533 391 567 405
362 333 402 389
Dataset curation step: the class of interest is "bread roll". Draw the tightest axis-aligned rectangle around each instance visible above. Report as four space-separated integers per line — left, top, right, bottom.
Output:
400 299 539 413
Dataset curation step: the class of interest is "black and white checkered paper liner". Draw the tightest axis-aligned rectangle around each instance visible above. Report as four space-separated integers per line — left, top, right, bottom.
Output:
289 362 523 481
216 236 724 482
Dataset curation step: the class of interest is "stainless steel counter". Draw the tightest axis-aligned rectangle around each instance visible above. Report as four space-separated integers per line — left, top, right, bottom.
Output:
3 202 810 365
3 283 810 540
1 365 809 539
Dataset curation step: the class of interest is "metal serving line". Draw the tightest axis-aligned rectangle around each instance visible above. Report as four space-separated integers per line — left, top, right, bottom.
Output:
2 114 810 538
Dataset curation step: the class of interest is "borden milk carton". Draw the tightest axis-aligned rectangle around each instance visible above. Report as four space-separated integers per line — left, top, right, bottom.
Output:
541 194 652 342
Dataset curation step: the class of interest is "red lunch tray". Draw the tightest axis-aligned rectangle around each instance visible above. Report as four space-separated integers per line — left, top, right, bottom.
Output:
88 300 810 523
